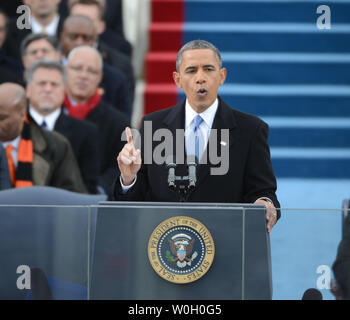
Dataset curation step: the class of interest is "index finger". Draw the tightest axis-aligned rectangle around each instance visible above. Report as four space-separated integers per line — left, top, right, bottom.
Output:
125 127 134 145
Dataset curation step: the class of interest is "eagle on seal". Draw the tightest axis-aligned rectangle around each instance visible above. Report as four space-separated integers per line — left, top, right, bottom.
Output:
168 237 195 263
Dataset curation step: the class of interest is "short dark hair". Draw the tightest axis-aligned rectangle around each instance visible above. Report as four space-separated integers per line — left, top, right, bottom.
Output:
70 0 106 20
25 59 66 84
176 40 222 71
20 33 61 58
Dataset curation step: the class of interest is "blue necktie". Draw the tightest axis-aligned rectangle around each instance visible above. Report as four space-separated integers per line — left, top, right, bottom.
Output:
187 115 204 163
41 120 47 128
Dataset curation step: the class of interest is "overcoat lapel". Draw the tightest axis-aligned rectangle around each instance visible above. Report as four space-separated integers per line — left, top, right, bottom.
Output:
196 97 238 188
160 97 238 190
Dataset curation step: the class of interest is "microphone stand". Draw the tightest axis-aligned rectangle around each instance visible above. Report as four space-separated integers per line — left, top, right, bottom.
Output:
167 161 197 202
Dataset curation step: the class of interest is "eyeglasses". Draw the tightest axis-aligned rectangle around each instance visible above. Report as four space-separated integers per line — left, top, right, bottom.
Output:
67 64 100 77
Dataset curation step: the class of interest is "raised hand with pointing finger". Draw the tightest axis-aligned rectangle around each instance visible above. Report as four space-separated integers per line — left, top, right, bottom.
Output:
117 127 142 186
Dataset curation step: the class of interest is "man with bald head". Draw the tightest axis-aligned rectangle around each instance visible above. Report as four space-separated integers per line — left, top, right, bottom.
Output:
60 14 131 117
69 0 135 104
0 82 87 192
64 45 128 196
64 0 131 56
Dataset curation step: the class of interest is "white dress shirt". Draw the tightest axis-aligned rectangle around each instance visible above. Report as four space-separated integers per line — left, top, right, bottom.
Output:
31 15 60 36
185 98 218 157
29 107 61 131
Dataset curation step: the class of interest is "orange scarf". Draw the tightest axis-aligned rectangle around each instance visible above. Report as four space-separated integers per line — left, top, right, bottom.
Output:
5 118 33 188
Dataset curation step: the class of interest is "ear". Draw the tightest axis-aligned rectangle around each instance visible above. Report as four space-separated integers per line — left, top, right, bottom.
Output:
22 56 29 70
25 84 31 100
19 106 27 121
97 21 106 35
219 67 227 86
173 71 182 89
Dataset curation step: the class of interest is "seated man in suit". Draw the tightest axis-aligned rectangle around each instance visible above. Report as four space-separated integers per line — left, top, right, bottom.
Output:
114 40 280 233
64 45 129 196
59 14 131 118
26 59 100 194
4 0 65 61
63 0 132 56
21 33 62 70
0 82 86 193
0 144 11 190
69 0 135 105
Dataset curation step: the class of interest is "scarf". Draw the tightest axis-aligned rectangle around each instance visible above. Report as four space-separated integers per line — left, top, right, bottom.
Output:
63 91 102 120
6 118 34 188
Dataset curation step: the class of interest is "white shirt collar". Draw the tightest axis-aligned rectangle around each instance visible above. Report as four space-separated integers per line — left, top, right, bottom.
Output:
29 107 61 131
66 95 84 106
2 136 21 166
2 136 21 150
31 14 60 36
185 98 218 130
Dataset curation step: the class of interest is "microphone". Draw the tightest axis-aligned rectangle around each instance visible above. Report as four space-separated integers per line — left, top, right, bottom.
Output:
30 267 54 300
187 161 197 190
187 155 197 190
301 288 323 300
166 156 176 191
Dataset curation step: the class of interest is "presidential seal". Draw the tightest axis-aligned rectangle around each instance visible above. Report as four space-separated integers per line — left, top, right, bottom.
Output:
148 216 215 284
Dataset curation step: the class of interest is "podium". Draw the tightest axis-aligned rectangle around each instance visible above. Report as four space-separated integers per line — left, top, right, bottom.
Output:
90 202 272 300
0 206 90 300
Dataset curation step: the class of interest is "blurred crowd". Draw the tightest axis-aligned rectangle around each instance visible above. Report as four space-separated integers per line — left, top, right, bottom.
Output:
0 0 135 197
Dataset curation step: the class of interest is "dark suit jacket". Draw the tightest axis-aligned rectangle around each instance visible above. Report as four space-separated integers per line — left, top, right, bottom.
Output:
58 0 131 56
54 110 99 194
0 1 22 18
112 97 280 218
100 63 132 120
100 28 132 58
29 118 87 193
0 50 24 85
333 213 350 299
98 40 135 104
0 144 11 191
3 15 64 61
104 0 124 36
85 100 129 196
